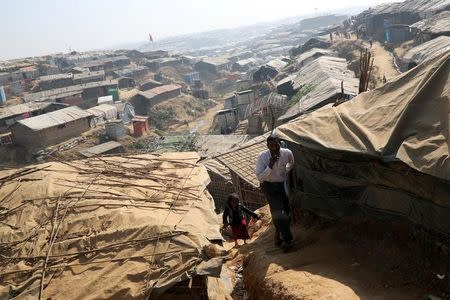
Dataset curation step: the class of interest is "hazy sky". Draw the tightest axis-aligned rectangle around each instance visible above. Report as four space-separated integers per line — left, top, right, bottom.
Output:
1 0 398 60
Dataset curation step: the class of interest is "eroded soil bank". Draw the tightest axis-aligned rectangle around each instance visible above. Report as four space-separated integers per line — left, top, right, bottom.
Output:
233 207 449 300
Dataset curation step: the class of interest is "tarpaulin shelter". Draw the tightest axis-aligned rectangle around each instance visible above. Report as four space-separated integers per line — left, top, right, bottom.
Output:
0 153 222 299
86 103 118 127
276 52 450 237
400 36 450 71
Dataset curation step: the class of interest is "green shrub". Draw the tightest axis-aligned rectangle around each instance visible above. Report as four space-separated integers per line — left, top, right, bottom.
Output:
149 107 176 130
288 83 314 108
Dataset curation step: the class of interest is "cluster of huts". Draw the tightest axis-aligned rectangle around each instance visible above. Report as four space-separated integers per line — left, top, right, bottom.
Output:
189 0 450 242
351 0 450 70
0 46 200 153
205 51 450 245
0 1 449 299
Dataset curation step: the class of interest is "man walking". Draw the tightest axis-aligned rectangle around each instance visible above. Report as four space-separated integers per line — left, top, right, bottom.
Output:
256 135 294 251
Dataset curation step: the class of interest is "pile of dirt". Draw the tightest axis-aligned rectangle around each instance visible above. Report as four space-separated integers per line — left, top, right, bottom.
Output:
241 206 449 300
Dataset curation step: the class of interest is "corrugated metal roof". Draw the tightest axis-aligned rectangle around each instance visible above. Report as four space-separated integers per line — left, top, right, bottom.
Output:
234 58 258 66
140 84 181 99
39 73 73 82
411 11 450 34
19 66 37 72
367 0 449 15
86 104 117 117
73 70 105 80
199 56 230 66
266 58 288 71
23 80 118 102
98 95 114 104
403 36 450 64
71 67 89 72
79 141 122 157
0 102 51 120
246 93 288 117
112 66 148 77
17 106 91 130
78 56 130 68
195 135 249 158
279 56 359 121
294 48 337 66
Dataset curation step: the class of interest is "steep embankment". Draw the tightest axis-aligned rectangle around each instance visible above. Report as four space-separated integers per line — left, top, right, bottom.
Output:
149 94 215 132
240 206 448 300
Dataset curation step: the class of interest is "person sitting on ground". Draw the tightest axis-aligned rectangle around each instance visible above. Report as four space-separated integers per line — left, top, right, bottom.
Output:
222 193 260 247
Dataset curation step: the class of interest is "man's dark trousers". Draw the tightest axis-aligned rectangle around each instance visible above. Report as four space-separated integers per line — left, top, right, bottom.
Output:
260 181 293 244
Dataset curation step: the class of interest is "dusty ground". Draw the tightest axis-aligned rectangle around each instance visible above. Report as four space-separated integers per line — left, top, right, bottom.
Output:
363 40 400 87
223 206 449 300
150 94 216 133
332 36 401 89
169 100 223 134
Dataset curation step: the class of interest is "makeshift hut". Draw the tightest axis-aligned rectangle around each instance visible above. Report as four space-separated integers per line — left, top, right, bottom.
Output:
139 79 163 91
400 36 450 71
277 56 358 122
86 104 118 127
0 102 65 129
289 37 331 57
114 101 135 124
275 52 450 238
216 135 269 211
292 48 337 70
253 59 288 82
246 92 289 129
11 106 91 149
201 158 235 211
194 57 231 74
38 73 73 91
132 84 182 115
355 0 449 42
411 10 450 42
118 77 136 89
72 70 105 85
0 153 223 299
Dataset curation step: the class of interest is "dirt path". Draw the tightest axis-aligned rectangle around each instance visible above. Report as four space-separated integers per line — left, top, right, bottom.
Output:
364 41 401 87
169 101 223 134
233 206 447 300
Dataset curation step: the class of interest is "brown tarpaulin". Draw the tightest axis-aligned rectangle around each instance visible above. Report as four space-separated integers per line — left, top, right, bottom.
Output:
0 153 221 299
276 52 450 180
275 52 450 237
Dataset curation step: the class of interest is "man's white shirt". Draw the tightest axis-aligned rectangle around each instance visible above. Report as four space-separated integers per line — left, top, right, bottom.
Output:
256 148 294 183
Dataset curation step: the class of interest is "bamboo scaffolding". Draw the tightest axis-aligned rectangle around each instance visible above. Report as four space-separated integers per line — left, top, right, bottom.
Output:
359 48 374 93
